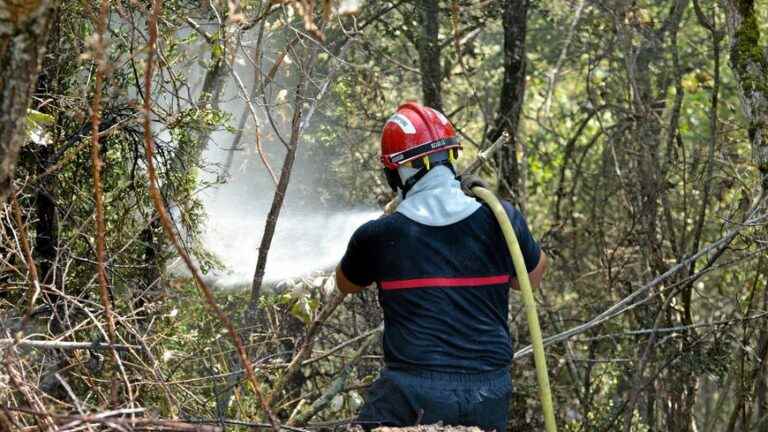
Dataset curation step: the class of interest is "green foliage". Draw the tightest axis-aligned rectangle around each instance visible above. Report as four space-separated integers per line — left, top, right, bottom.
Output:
3 1 767 430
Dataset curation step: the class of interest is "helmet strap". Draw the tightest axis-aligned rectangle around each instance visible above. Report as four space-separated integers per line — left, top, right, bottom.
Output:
384 168 402 194
401 167 429 199
384 159 456 199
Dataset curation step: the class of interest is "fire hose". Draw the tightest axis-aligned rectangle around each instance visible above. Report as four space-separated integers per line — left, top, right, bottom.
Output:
472 186 558 432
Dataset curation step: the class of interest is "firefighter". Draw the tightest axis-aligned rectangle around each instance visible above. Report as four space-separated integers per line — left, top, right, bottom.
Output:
336 102 547 432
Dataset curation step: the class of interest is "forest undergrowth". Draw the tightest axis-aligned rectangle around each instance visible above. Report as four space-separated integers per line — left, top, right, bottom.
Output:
2 0 768 431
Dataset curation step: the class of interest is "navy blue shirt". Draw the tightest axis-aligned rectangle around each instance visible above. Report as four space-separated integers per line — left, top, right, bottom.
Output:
340 201 541 373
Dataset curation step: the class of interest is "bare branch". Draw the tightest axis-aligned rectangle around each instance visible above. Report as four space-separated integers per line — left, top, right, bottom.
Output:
140 1 279 428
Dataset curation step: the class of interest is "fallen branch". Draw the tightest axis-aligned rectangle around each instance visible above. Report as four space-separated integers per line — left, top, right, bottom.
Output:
289 327 381 426
299 325 383 367
1 406 221 432
0 338 139 351
186 418 310 432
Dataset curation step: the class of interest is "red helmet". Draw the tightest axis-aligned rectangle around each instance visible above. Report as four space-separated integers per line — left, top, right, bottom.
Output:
380 102 461 170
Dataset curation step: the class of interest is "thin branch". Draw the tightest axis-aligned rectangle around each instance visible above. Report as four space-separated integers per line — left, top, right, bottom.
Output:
229 66 278 184
186 418 310 432
185 17 214 43
89 0 134 406
9 191 41 335
577 311 768 341
140 1 279 429
541 0 586 116
1 406 221 432
299 325 383 367
90 4 112 339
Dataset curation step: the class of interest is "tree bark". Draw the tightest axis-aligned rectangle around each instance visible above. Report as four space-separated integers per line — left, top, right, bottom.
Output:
413 0 443 111
0 0 57 200
724 0 768 191
33 146 59 287
249 45 318 307
488 0 528 203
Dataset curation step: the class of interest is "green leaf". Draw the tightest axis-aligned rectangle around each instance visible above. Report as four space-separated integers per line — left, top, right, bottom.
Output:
211 43 224 60
27 109 55 126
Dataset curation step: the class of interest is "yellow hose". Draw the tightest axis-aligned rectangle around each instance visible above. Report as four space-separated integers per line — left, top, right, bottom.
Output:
472 186 558 432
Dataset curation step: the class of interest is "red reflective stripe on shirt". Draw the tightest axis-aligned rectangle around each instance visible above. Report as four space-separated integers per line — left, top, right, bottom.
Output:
380 275 510 290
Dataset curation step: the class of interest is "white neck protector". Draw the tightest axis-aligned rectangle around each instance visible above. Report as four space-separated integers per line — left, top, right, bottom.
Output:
395 165 481 226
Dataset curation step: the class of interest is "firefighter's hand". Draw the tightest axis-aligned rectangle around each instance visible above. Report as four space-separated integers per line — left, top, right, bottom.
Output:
459 174 488 197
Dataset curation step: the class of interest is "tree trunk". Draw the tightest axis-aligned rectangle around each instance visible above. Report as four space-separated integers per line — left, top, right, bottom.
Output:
33 146 58 288
0 0 57 200
724 0 768 191
489 0 528 203
32 12 62 305
413 0 443 111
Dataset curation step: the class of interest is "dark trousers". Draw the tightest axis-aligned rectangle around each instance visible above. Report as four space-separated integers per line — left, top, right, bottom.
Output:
356 367 512 432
